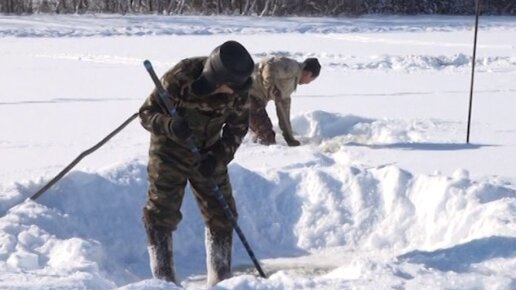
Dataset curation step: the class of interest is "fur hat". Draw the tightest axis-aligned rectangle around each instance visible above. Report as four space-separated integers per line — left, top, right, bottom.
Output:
192 40 254 95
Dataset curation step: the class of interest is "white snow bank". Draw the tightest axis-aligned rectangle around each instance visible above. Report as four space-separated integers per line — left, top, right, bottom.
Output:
260 51 516 72
0 161 149 289
291 111 447 145
1 120 514 288
1 15 516 38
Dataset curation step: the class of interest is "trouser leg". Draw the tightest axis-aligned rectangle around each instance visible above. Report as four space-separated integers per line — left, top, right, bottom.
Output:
249 96 275 145
189 163 237 286
143 210 176 283
143 149 190 283
205 226 233 286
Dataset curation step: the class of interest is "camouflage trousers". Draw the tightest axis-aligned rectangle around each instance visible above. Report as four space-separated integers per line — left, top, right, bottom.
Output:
249 95 276 145
143 140 237 235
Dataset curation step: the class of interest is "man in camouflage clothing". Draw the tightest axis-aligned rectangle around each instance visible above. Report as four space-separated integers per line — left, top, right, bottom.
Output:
139 40 254 286
248 57 321 146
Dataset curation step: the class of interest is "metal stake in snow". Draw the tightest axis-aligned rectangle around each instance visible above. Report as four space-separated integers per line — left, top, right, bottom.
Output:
143 60 267 279
467 0 482 144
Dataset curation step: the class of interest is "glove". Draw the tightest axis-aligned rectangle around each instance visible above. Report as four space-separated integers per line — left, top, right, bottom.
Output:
197 141 228 177
198 153 218 178
272 86 282 100
168 117 192 140
284 134 301 147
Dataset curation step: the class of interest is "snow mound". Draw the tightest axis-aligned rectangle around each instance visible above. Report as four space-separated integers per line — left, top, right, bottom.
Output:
291 110 447 146
1 152 514 289
260 51 516 72
1 110 514 289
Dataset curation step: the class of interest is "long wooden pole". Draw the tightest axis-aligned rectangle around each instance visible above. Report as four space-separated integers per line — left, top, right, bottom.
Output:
467 0 482 143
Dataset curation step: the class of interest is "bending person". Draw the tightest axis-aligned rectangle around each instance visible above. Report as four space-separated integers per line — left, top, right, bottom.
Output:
249 57 321 146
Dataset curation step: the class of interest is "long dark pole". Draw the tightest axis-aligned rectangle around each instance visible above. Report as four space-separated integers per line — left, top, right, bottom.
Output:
143 60 267 278
0 112 139 218
30 113 139 200
467 0 481 143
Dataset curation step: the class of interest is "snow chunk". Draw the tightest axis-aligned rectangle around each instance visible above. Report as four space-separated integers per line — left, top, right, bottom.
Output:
47 238 104 272
6 250 40 270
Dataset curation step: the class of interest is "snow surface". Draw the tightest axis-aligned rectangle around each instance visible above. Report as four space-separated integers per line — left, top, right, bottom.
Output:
0 15 515 290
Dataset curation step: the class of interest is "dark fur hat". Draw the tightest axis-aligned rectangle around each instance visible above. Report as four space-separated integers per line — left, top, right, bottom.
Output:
192 40 254 95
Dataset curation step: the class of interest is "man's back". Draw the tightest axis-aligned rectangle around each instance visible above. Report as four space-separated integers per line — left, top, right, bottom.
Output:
250 56 302 102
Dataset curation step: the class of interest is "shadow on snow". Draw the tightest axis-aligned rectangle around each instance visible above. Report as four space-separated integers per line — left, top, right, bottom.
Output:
346 142 496 151
397 236 516 272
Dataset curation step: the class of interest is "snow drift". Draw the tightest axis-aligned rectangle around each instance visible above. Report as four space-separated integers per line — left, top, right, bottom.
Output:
1 111 514 289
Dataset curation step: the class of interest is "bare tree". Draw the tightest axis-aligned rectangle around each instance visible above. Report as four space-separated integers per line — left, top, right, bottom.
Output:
71 0 88 13
174 0 186 14
259 0 271 16
242 0 256 15
5 0 14 14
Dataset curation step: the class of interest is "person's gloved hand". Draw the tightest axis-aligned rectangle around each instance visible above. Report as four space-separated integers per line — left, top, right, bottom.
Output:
198 153 218 177
284 134 301 147
197 141 228 177
272 86 282 100
168 117 192 140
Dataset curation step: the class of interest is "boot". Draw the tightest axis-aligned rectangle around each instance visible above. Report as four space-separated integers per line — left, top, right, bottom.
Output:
205 227 233 286
252 130 275 145
283 133 301 147
145 223 177 283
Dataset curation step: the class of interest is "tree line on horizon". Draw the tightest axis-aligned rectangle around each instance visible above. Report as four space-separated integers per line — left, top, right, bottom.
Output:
1 0 515 15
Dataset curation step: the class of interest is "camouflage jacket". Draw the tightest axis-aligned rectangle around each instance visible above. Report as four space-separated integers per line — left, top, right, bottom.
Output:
139 57 250 163
248 57 303 140
248 57 303 103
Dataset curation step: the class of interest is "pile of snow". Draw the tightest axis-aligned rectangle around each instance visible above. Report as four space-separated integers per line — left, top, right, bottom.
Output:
331 54 516 72
290 111 469 149
1 110 515 289
260 51 516 72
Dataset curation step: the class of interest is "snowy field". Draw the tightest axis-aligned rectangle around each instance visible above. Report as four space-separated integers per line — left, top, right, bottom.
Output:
0 15 515 290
